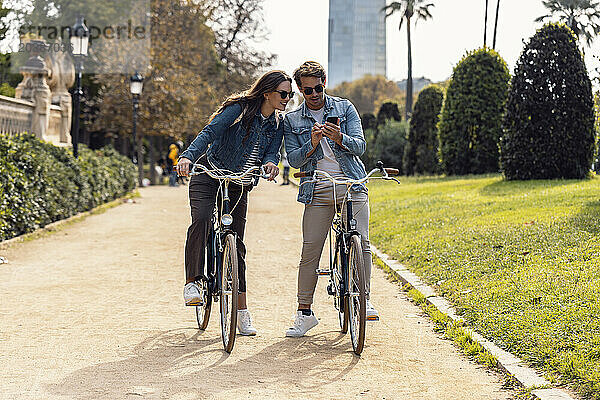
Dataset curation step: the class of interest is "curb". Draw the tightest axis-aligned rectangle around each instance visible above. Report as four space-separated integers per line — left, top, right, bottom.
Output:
372 246 576 400
0 191 138 249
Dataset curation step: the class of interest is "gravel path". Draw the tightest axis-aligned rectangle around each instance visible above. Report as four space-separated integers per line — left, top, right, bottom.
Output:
0 183 515 399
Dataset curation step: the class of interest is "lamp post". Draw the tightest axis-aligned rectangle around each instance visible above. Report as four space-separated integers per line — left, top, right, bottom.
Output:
130 72 143 165
69 16 89 158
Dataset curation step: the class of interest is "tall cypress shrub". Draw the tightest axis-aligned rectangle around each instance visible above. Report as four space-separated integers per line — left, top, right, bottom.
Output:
439 48 510 175
501 23 595 180
404 85 444 175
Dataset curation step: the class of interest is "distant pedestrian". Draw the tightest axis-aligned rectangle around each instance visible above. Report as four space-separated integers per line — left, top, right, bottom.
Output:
280 143 290 185
167 144 179 186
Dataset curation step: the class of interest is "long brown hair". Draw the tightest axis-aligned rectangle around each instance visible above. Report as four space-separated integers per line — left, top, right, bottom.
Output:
209 70 292 141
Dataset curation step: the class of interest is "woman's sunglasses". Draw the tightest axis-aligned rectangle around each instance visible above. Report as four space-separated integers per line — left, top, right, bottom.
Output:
301 84 324 95
276 90 294 99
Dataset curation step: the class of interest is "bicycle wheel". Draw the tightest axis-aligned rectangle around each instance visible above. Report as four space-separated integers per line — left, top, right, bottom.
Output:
196 279 212 330
220 233 239 353
347 234 366 355
332 248 348 333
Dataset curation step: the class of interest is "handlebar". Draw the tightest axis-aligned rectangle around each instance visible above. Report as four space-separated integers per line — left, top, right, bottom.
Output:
293 161 400 185
190 163 273 182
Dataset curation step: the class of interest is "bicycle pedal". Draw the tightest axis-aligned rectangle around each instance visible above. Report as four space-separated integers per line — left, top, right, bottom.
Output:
316 269 331 276
366 315 379 321
186 301 204 307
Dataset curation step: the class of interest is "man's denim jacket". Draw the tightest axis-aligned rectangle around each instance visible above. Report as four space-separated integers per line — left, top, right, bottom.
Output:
283 94 367 204
180 103 282 172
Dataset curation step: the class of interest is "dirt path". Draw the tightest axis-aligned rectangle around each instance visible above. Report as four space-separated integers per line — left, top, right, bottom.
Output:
0 182 514 399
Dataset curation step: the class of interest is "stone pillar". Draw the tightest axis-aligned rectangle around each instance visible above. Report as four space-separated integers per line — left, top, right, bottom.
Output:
47 48 75 144
15 40 51 140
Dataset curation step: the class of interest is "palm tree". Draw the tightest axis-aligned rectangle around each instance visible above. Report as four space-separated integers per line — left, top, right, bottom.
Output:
493 0 501 49
536 0 600 47
484 0 489 47
382 1 434 120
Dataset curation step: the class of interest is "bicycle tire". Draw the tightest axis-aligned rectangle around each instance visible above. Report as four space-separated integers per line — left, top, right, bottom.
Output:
220 233 239 353
196 279 212 330
333 248 348 333
347 234 366 355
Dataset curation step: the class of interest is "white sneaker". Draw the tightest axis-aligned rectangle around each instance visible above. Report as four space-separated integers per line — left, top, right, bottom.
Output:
237 309 257 336
286 310 319 337
366 300 379 321
183 282 203 306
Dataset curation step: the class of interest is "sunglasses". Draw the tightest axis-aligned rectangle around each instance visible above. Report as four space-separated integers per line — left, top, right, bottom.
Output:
275 90 294 99
301 84 324 95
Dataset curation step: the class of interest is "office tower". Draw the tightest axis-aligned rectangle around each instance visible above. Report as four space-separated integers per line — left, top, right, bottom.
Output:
328 0 387 88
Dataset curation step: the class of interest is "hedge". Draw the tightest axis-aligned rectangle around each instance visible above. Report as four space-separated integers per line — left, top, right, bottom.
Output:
0 133 136 241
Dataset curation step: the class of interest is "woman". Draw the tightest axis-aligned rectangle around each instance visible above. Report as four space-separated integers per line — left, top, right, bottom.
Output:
177 70 293 335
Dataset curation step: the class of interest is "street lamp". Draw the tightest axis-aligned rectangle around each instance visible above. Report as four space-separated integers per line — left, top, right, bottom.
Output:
130 72 143 165
69 15 89 158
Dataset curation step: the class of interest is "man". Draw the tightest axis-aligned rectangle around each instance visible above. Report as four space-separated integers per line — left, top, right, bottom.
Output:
283 61 378 337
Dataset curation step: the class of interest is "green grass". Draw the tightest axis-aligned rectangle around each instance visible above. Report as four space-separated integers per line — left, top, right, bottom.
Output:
369 173 600 398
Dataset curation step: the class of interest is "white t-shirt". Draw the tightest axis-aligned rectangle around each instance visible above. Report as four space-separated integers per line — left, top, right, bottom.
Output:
308 107 345 179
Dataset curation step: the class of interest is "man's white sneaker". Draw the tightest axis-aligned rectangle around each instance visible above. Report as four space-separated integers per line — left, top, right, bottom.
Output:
286 310 319 337
183 282 203 306
366 300 379 321
237 309 257 336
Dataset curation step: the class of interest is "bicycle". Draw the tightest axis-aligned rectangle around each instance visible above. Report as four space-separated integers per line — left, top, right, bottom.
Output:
190 163 273 353
293 161 399 355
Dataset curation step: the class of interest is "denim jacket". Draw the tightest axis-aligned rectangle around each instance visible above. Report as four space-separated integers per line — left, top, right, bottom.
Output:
180 103 282 172
283 94 367 204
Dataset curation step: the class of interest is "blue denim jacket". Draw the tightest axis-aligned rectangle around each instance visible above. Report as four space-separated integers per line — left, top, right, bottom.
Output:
283 94 367 204
180 103 282 172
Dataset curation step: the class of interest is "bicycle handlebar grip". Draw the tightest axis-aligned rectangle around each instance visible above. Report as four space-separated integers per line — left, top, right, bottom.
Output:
293 171 312 178
385 168 400 176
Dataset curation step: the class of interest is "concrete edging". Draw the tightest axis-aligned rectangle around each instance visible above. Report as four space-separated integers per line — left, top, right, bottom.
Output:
372 246 576 400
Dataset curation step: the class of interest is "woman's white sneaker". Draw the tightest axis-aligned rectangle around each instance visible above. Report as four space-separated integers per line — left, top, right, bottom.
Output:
183 282 203 306
285 310 319 337
237 309 257 336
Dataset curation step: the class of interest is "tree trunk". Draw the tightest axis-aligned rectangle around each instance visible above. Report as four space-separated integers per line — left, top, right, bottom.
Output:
136 133 144 187
484 0 489 47
492 0 500 49
406 17 413 120
149 135 157 185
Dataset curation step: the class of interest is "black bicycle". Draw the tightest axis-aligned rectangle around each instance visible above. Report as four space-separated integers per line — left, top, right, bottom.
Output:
190 163 271 353
294 161 399 355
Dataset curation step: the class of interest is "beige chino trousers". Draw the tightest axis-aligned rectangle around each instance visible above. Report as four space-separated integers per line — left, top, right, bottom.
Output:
297 181 372 305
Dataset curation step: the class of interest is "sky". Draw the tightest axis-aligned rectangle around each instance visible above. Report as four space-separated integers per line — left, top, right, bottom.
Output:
257 0 600 86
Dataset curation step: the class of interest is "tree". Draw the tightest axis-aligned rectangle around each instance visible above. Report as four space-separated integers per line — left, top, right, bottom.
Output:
361 113 377 131
501 23 595 180
484 0 489 47
403 85 444 175
439 48 510 175
329 74 405 115
376 101 402 126
492 0 501 49
535 0 600 47
382 0 434 120
368 120 408 173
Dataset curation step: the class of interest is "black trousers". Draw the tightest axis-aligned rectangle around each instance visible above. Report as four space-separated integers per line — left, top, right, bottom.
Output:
184 167 249 292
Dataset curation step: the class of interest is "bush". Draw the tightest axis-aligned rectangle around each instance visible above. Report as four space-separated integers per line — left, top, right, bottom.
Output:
362 120 408 172
376 101 402 126
0 82 15 97
404 85 444 175
0 134 136 241
439 48 510 175
501 23 595 180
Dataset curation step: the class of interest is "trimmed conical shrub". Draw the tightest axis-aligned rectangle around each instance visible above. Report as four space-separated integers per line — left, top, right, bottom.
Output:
404 85 444 175
439 48 510 175
501 23 595 180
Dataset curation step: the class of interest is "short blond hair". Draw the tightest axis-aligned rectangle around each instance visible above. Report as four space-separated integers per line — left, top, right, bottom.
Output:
293 61 326 87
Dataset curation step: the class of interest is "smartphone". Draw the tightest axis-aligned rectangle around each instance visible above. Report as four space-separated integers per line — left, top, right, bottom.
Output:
326 116 339 125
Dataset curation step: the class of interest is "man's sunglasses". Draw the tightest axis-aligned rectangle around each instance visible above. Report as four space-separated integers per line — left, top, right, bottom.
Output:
301 84 324 95
276 90 294 99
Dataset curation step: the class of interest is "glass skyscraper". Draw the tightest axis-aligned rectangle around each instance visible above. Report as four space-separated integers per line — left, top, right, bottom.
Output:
328 0 387 88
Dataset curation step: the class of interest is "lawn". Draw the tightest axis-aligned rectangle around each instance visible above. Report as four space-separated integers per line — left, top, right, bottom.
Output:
368 173 600 398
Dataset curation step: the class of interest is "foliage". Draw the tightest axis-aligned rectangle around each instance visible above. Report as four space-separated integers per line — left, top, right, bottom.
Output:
0 82 14 97
0 134 136 241
368 174 600 399
439 48 510 175
360 113 377 131
362 120 408 172
404 85 444 175
329 74 406 115
382 0 435 119
536 0 600 47
376 101 402 126
501 23 595 180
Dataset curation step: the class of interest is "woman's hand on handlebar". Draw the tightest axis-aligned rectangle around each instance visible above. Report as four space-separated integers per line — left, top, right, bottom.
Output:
262 162 279 181
176 157 193 177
